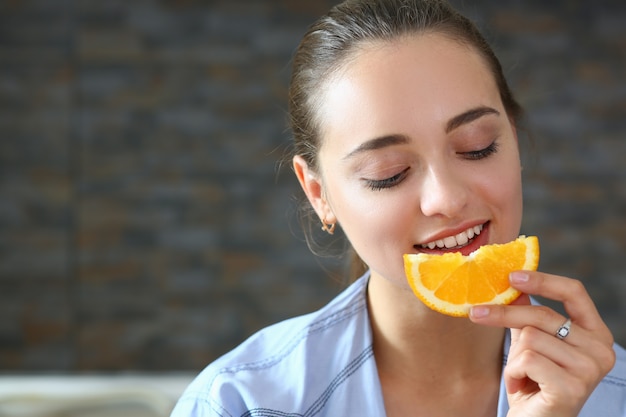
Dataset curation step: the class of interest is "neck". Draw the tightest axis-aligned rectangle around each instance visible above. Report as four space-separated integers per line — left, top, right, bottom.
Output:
367 272 505 384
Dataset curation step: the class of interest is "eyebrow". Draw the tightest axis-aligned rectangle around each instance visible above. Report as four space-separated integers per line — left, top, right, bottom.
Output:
445 106 500 134
342 134 410 160
342 106 501 160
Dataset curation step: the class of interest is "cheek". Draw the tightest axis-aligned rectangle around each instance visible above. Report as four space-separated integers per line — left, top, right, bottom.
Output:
483 137 522 192
489 164 522 201
485 152 524 231
328 181 388 233
329 187 412 282
325 179 412 250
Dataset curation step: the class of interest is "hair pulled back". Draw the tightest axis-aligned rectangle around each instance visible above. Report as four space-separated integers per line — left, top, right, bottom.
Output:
287 0 523 276
289 0 522 170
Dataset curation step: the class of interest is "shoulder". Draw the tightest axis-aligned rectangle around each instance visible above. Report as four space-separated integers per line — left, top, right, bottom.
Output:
171 275 374 417
580 342 626 416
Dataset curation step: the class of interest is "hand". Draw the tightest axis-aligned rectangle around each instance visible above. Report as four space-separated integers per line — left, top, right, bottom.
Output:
469 270 616 417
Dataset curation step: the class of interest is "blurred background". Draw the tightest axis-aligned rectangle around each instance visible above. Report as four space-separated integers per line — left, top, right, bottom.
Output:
0 0 624 415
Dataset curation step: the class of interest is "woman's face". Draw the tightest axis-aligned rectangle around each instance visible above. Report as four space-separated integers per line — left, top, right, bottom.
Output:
296 33 523 287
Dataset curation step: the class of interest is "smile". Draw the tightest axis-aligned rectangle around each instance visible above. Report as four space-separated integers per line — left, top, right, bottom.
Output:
420 224 484 250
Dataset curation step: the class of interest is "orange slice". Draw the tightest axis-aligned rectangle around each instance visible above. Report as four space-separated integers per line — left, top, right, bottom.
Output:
404 235 539 317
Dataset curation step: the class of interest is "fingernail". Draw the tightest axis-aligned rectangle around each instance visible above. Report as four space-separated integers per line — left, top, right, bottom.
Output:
470 305 490 318
510 271 529 284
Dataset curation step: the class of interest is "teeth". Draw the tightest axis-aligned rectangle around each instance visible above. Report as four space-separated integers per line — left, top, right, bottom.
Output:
421 224 483 249
443 236 457 248
455 230 469 246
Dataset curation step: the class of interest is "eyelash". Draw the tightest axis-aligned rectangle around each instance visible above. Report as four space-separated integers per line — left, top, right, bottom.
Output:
364 168 409 191
363 142 499 191
461 141 499 160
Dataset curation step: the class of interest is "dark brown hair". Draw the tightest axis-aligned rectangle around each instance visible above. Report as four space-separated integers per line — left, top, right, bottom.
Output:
288 0 523 279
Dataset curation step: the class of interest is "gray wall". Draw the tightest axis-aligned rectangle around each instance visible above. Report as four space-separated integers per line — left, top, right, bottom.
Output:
0 0 624 371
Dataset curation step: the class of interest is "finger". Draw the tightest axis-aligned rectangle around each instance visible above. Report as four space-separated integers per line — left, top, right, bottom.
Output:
511 325 602 380
470 299 563 334
508 270 604 332
471 302 615 352
505 349 590 415
476 304 617 382
505 347 568 396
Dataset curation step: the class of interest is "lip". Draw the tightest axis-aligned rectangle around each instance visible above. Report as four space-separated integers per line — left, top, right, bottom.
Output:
414 221 490 256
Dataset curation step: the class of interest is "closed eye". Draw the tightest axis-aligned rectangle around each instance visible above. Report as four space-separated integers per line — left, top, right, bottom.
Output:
460 141 499 160
363 167 410 191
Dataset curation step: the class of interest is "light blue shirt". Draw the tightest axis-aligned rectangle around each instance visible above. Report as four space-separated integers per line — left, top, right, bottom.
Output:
171 273 626 416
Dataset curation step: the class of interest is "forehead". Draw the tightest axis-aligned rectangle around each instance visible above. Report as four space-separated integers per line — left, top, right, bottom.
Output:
316 33 502 149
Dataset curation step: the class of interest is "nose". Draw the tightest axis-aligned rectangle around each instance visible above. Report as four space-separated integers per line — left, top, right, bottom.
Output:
419 164 469 218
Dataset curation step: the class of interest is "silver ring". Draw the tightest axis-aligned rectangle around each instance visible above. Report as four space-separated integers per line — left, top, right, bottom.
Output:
556 318 572 340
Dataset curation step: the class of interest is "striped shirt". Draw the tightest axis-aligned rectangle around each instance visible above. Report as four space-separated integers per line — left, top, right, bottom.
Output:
171 272 626 417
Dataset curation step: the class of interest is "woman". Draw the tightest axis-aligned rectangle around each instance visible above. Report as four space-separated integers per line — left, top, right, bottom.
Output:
171 1 626 416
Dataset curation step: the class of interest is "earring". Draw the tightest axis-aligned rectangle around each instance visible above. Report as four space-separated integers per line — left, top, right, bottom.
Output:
320 219 336 235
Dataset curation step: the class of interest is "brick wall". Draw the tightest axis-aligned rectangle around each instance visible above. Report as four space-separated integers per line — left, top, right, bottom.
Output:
0 0 624 371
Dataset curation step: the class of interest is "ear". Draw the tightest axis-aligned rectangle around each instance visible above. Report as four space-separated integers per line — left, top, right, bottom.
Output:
293 155 336 224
